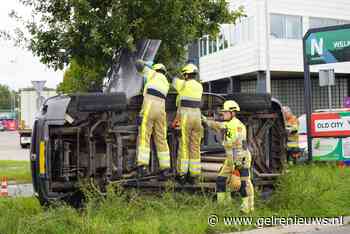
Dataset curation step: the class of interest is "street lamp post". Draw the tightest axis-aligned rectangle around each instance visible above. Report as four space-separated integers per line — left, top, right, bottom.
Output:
31 80 47 112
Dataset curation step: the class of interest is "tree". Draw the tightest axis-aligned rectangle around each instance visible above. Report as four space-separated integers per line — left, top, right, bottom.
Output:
10 0 245 92
57 59 104 93
0 84 12 110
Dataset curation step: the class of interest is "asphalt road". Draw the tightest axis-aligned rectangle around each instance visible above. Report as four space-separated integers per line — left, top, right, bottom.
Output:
308 225 350 234
0 131 30 161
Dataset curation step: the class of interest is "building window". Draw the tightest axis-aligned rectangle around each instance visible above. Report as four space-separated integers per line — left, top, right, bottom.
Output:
209 36 217 54
309 17 350 29
228 17 254 46
200 36 208 56
198 17 254 57
218 34 228 50
270 14 284 38
270 14 302 39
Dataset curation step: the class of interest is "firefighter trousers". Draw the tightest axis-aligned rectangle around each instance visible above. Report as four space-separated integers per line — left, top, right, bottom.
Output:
216 148 254 212
137 95 170 170
177 107 202 177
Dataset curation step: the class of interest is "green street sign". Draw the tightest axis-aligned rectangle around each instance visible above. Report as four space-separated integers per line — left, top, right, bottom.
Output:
305 26 350 65
303 24 350 162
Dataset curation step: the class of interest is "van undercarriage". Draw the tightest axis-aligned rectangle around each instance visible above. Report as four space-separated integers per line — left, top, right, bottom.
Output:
30 92 287 205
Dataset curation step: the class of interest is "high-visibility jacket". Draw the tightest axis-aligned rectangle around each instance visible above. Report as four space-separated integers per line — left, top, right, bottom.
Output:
224 118 247 148
172 78 203 108
141 67 169 99
207 117 247 149
286 116 299 148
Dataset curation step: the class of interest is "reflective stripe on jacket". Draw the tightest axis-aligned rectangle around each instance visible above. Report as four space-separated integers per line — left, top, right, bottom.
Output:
141 67 169 97
172 78 203 106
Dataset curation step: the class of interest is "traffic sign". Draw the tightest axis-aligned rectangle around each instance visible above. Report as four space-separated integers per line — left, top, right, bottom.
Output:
319 69 335 86
311 112 350 137
303 24 350 161
305 26 350 65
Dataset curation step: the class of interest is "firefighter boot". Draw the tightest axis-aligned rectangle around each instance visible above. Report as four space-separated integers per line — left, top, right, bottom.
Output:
240 197 251 214
225 191 232 203
248 195 255 213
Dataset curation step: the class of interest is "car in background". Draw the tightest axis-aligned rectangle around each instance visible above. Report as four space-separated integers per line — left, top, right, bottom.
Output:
0 112 18 131
0 121 4 131
2 119 17 131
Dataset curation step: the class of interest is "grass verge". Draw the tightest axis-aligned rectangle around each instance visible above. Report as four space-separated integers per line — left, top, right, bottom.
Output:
0 163 349 234
0 160 31 183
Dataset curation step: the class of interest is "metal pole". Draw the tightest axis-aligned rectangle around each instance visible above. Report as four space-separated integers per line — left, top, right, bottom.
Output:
264 0 271 93
328 85 332 110
264 0 272 167
303 39 313 162
198 39 201 58
10 92 14 112
13 94 15 111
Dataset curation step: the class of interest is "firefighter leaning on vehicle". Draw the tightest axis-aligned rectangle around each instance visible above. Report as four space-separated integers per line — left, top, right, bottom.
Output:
202 101 254 214
135 60 171 177
172 64 203 184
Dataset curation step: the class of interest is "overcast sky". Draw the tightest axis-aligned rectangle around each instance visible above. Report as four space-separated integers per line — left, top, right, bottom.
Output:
0 0 63 91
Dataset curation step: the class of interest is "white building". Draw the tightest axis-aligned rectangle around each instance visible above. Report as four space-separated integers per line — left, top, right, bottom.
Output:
197 0 350 115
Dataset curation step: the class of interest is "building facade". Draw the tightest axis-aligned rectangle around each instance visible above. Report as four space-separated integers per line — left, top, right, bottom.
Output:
198 0 350 115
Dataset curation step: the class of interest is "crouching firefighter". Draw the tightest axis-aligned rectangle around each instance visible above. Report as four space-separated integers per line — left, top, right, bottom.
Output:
172 64 203 184
202 100 254 214
135 60 171 177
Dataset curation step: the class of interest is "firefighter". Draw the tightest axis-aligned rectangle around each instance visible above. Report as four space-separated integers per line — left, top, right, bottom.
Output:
202 100 254 214
135 60 171 177
173 64 203 183
283 106 300 162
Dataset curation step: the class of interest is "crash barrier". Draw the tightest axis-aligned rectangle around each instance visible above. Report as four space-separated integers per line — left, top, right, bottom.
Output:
0 176 8 197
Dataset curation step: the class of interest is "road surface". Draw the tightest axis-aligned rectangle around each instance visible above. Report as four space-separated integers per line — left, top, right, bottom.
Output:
237 217 350 234
308 225 350 234
0 131 29 161
8 184 34 197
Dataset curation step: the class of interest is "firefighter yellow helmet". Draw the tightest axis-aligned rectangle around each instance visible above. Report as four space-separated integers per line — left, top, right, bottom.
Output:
152 63 167 73
221 100 240 112
181 64 198 74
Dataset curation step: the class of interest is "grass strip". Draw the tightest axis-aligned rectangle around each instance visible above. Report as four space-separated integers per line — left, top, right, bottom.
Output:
0 160 31 184
0 164 349 234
